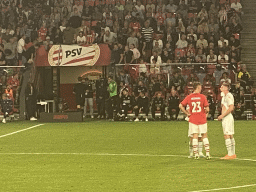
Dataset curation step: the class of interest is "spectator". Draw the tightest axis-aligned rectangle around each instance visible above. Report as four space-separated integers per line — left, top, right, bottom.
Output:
118 70 131 86
17 34 26 61
103 28 117 45
127 32 138 48
1 93 13 124
130 44 141 62
218 5 227 23
141 20 154 59
7 73 20 102
134 91 149 121
230 17 243 34
170 71 185 94
196 34 208 49
186 73 199 84
220 72 231 85
218 50 229 63
119 88 134 119
230 81 244 101
152 92 165 120
176 34 188 49
124 45 134 64
5 85 14 101
218 35 229 48
22 42 40 66
195 48 207 63
237 64 253 91
37 23 48 42
166 0 178 13
129 17 141 33
197 19 209 35
73 76 85 110
231 0 242 14
150 51 162 65
167 88 180 120
251 88 256 120
203 73 216 87
76 31 86 45
63 26 76 44
4 37 16 66
206 90 216 120
207 49 217 63
134 80 147 97
152 41 163 55
234 90 245 120
25 82 37 121
84 78 94 119
96 78 108 119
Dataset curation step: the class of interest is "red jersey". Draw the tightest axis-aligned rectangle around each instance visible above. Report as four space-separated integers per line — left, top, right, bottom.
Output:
181 93 209 125
129 22 141 33
37 27 48 41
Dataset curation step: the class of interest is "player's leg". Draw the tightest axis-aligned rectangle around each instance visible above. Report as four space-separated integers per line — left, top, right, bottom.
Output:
230 135 236 158
188 137 193 158
200 123 210 159
198 136 205 158
190 123 199 159
201 133 210 159
229 119 236 158
193 133 199 159
221 117 235 159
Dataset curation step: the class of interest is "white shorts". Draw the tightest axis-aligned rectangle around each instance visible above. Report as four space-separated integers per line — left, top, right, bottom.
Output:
222 115 234 135
188 122 207 137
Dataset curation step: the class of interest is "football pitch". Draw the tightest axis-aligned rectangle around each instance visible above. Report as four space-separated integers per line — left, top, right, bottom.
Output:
0 121 255 192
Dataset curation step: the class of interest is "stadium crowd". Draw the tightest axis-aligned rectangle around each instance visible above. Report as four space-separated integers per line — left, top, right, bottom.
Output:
0 0 255 121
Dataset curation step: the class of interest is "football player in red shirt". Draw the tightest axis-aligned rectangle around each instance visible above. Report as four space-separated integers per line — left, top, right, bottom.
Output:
179 82 211 160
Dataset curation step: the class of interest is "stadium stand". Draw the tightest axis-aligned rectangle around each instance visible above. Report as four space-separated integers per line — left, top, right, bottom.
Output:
0 0 254 121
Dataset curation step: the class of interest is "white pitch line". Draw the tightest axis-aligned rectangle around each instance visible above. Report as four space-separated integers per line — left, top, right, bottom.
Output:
189 183 256 192
0 152 188 158
0 152 255 163
0 124 45 138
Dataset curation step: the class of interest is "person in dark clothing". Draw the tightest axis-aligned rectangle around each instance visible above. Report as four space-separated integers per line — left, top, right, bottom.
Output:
134 80 147 97
25 82 37 121
73 77 85 110
167 89 180 120
83 78 94 118
206 91 216 120
22 43 39 66
170 72 185 94
251 88 256 120
1 93 13 123
119 89 134 119
134 91 149 121
123 45 133 64
152 92 165 120
96 78 108 119
234 90 245 120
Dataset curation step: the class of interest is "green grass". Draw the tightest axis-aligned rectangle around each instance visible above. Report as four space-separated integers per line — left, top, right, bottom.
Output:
0 121 255 192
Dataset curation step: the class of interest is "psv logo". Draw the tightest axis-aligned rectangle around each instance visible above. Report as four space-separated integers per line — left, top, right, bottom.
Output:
65 48 82 58
48 45 100 66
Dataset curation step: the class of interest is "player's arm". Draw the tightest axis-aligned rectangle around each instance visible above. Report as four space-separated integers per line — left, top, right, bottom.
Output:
179 103 190 117
218 104 234 120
